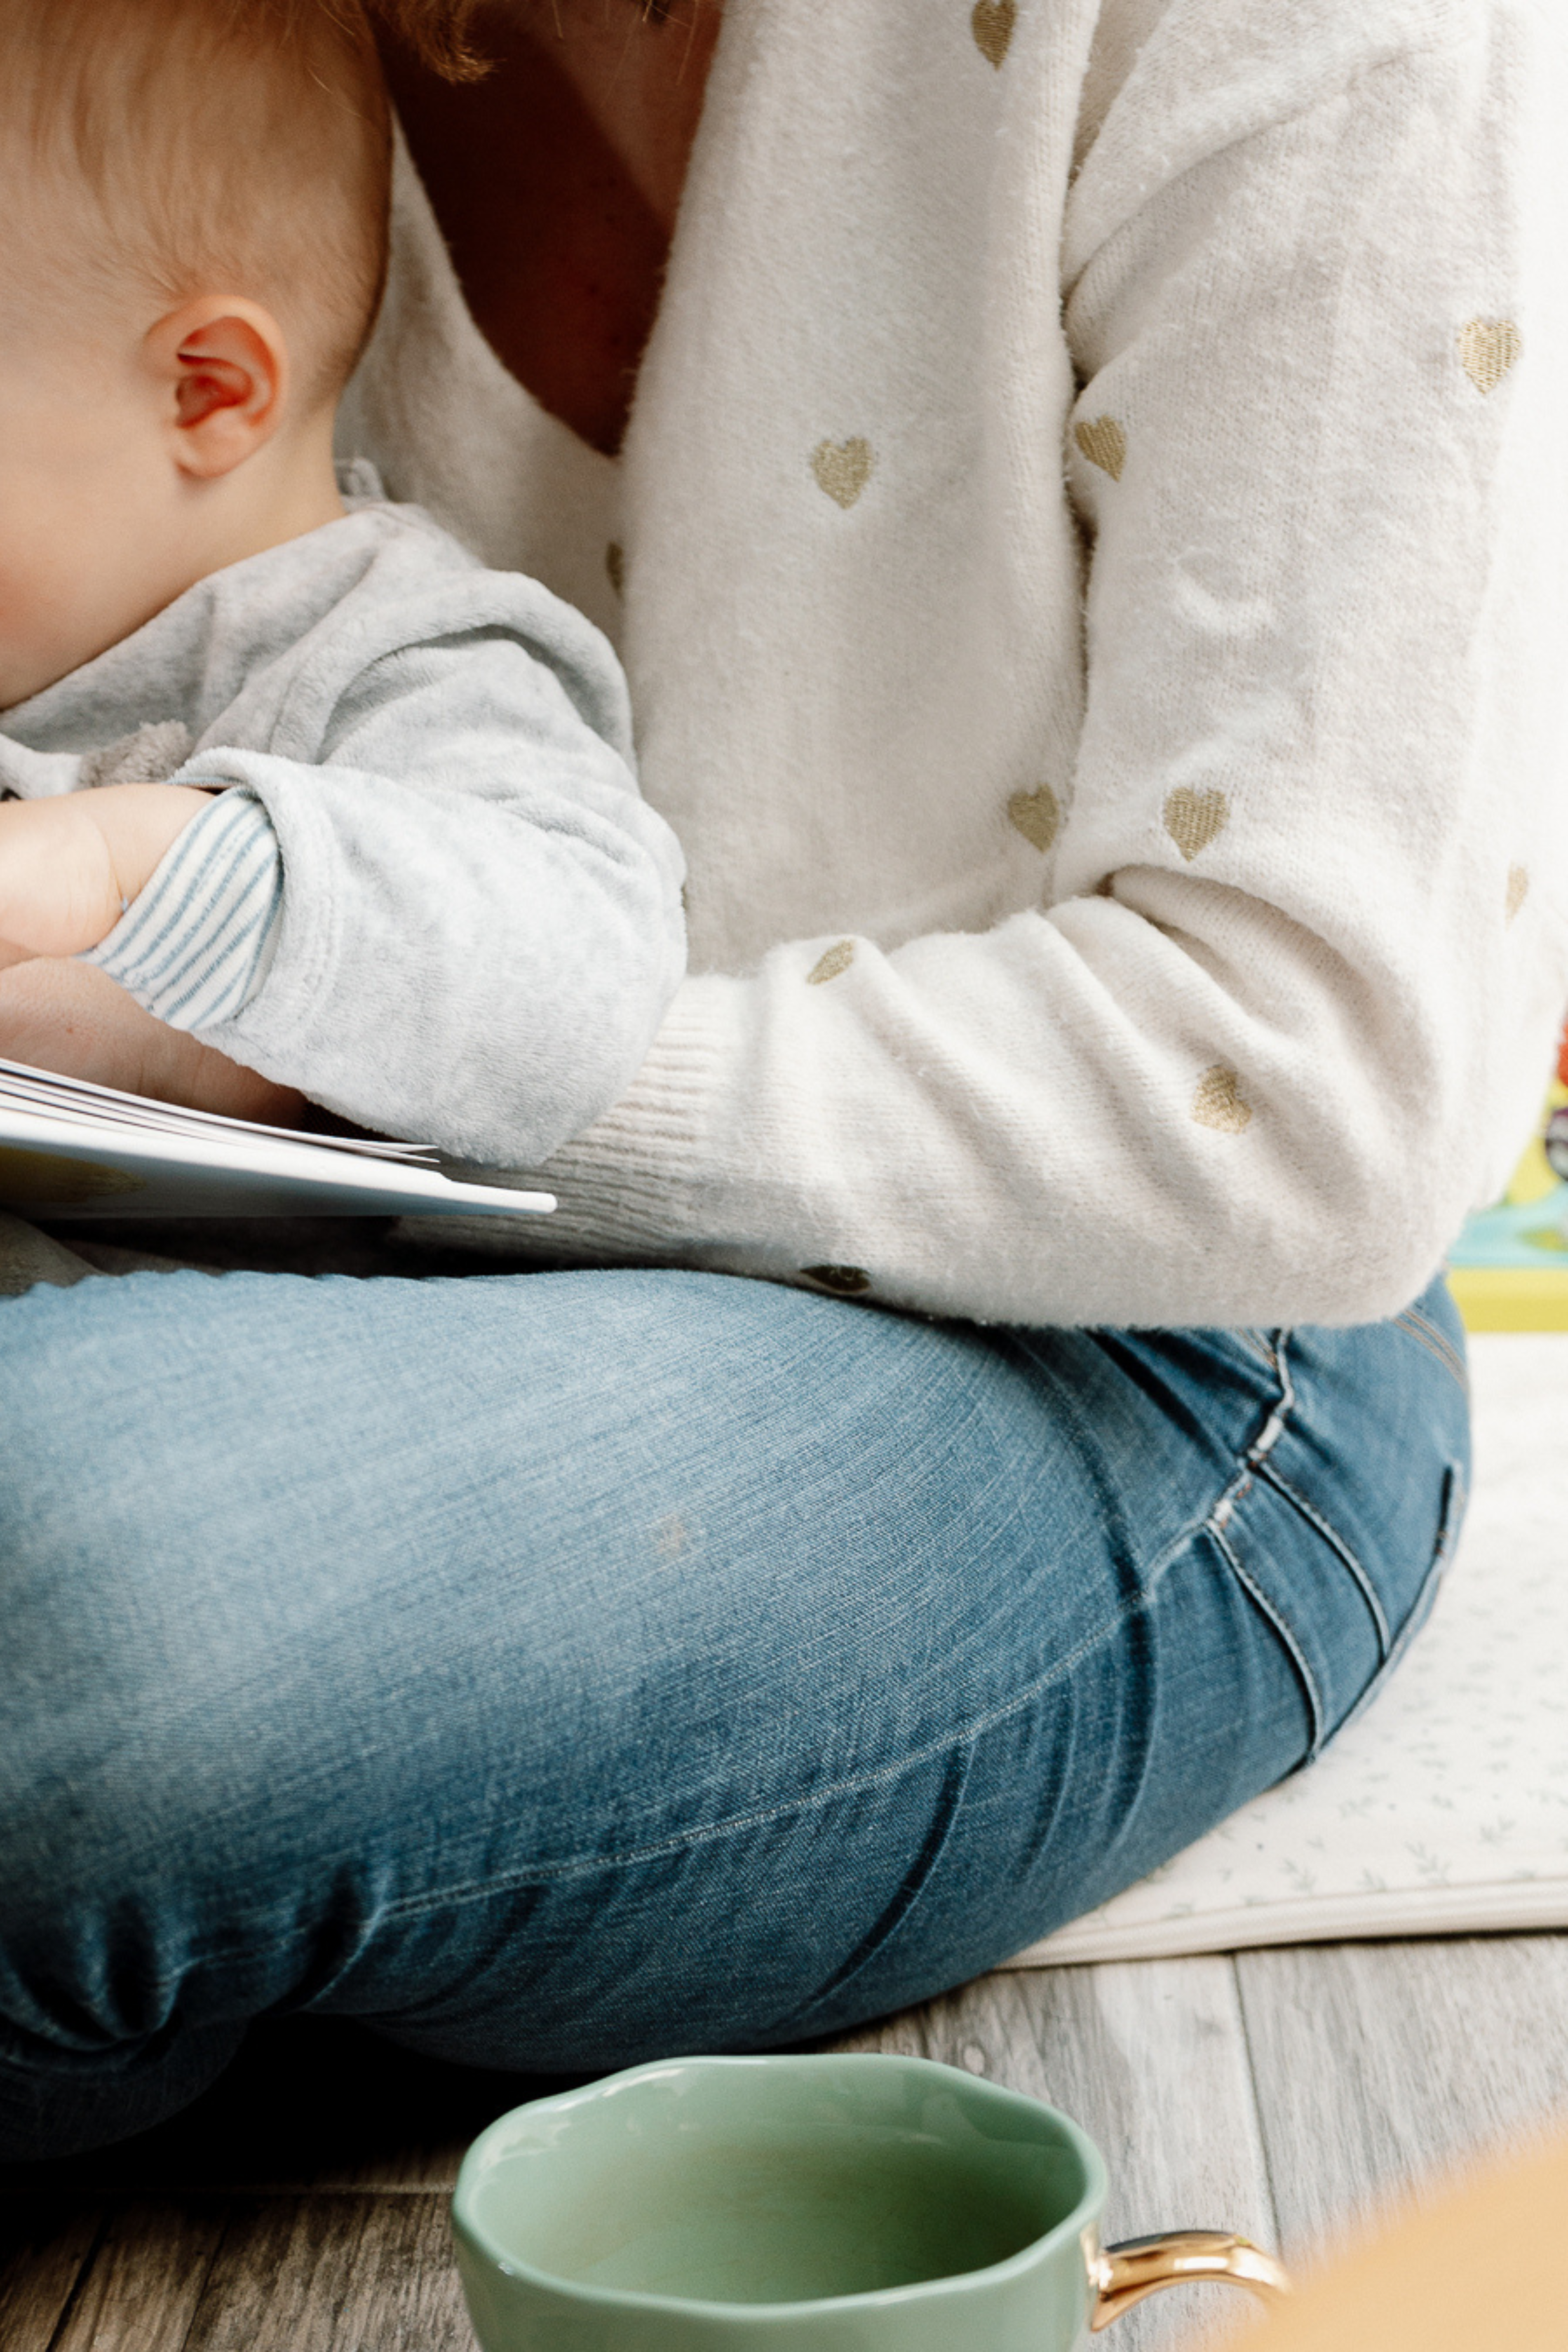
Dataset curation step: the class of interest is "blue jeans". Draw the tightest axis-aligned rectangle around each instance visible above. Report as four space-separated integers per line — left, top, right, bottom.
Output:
0 1261 1469 2160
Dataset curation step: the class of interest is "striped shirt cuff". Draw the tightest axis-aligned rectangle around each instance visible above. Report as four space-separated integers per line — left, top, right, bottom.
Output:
83 786 284 1031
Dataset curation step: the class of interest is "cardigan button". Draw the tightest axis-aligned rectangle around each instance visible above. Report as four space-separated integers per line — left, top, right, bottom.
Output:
801 1265 871 1297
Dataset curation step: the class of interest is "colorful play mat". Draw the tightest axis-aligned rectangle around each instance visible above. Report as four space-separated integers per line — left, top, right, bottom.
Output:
1447 1019 1568 1330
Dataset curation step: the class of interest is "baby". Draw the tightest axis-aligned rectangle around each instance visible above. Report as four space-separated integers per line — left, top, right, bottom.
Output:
0 0 685 1165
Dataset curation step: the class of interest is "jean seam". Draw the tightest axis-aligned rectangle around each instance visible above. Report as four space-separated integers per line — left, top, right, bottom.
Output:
1394 1307 1468 1397
1252 1458 1393 1661
1200 1328 1328 1761
1399 1303 1467 1387
152 1585 1151 1976
1200 1324 1294 1541
770 1735 978 2034
1129 1328 1291 1597
1210 1517 1327 1762
237 1604 1155 1945
1330 1460 1468 1741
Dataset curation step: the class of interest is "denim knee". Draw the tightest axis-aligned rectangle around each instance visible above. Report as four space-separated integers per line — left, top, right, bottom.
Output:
0 1588 182 2057
0 1386 235 2053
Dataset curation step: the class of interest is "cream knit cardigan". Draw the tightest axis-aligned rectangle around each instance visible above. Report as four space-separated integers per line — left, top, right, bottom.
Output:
340 0 1568 1330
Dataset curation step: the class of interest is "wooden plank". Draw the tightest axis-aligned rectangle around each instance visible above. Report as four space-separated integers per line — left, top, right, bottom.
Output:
837 1959 1279 2351
0 2201 104 2352
1237 1934 1568 2263
324 2197 476 2352
180 2195 471 2352
52 2202 226 2352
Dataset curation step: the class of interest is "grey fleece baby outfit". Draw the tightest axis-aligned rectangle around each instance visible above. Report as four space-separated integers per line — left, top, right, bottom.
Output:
0 486 686 1165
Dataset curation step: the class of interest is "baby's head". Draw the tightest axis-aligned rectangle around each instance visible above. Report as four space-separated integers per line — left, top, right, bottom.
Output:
0 0 391 709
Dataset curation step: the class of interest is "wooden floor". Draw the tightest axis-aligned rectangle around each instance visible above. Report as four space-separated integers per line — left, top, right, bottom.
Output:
5 1934 1568 2351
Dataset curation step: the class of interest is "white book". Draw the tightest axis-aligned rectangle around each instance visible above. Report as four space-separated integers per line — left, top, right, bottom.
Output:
0 1058 554 1221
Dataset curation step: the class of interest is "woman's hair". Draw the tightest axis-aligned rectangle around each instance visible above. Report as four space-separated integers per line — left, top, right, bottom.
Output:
1 0 393 406
364 0 488 78
364 2 686 83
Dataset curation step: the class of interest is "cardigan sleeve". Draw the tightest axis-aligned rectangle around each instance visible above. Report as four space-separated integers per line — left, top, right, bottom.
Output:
441 10 1568 1328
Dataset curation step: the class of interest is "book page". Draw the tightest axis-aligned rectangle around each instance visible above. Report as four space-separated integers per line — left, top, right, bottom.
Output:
0 1060 554 1220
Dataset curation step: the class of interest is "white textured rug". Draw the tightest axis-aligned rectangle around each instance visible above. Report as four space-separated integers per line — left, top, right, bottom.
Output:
1008 1333 1568 1966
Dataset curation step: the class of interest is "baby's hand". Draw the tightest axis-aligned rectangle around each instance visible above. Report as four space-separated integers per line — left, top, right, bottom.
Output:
0 784 213 961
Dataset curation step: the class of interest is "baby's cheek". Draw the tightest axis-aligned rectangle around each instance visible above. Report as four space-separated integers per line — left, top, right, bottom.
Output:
0 544 57 669
0 574 54 710
0 540 109 710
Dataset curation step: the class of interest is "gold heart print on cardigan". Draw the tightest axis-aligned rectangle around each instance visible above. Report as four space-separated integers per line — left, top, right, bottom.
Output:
1007 785 1061 853
1073 416 1126 480
802 1265 871 1295
1164 787 1229 861
811 438 875 508
605 542 625 596
1191 1064 1252 1133
1458 319 1521 394
971 0 1016 68
1506 864 1529 922
807 940 855 985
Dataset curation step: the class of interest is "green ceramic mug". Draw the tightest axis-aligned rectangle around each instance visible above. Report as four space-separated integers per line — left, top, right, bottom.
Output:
452 2053 1289 2350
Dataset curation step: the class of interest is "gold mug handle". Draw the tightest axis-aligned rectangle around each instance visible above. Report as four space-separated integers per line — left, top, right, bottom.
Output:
1086 2230 1292 2330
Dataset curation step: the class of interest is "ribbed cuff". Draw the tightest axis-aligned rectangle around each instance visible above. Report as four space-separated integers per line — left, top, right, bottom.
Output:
426 981 738 1261
83 786 284 1031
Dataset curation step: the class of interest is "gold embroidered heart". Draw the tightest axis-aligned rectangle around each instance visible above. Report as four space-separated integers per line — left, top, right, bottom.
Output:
1192 1064 1252 1134
811 438 875 509
1164 786 1229 861
1506 863 1529 921
807 940 855 985
1073 416 1126 481
1458 318 1521 394
1008 784 1061 854
971 0 1015 68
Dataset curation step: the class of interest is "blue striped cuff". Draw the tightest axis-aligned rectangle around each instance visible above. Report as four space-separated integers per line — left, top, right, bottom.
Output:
84 786 284 1030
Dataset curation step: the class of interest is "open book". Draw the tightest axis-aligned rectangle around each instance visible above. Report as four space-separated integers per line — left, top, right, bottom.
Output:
0 1058 554 1220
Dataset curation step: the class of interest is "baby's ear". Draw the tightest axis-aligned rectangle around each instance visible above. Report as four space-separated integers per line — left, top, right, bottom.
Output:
145 298 290 479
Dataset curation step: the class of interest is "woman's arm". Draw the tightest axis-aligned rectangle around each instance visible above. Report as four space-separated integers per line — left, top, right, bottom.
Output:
487 7 1568 1327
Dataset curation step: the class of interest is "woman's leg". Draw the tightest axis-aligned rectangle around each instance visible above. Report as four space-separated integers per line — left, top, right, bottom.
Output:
0 1265 1468 2160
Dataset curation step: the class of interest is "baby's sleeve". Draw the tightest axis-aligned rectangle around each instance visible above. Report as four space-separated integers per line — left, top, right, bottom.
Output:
85 786 283 1026
87 592 687 1166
